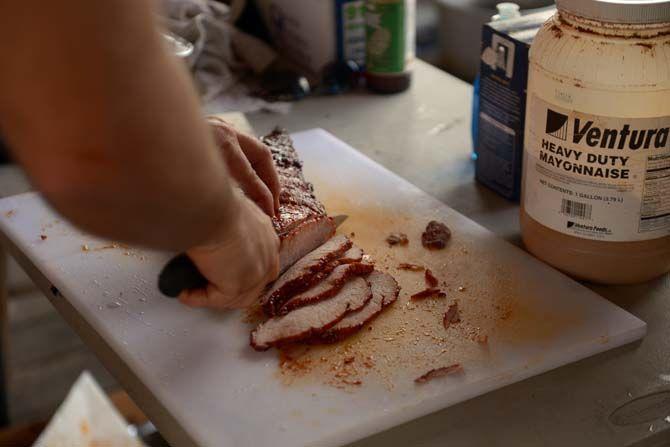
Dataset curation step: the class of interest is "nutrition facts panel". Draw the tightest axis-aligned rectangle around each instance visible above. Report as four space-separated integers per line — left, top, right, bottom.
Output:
640 153 670 232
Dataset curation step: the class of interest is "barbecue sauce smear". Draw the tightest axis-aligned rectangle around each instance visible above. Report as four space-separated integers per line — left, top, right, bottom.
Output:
263 197 582 390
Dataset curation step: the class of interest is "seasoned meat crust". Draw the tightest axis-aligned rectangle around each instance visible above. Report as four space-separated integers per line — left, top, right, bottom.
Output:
262 129 336 272
251 277 372 351
312 271 399 344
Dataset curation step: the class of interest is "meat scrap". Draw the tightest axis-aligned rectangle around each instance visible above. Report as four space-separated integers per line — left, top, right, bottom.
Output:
279 262 374 314
443 303 461 329
424 269 438 288
415 363 463 384
263 129 337 272
411 288 446 300
251 277 372 351
398 263 425 272
386 233 409 246
421 221 451 249
261 235 352 315
312 271 400 344
338 246 364 264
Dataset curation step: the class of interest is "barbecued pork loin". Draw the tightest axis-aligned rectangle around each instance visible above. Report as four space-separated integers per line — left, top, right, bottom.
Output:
261 235 352 315
338 246 364 264
251 277 372 351
279 262 374 315
313 271 399 343
263 129 337 272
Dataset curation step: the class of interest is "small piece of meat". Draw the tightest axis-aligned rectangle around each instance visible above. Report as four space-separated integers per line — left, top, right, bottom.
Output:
411 288 446 300
279 262 374 314
398 263 425 272
421 220 451 249
386 233 409 246
443 303 461 329
425 269 438 288
314 270 399 343
415 364 463 384
261 235 352 315
338 246 364 264
251 277 372 351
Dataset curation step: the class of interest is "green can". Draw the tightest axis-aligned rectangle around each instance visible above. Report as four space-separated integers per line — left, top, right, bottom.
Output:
365 0 414 93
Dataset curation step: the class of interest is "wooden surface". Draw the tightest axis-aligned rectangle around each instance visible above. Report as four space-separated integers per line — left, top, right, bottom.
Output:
7 288 116 424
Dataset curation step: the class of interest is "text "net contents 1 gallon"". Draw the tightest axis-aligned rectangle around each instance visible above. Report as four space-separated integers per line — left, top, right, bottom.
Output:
521 0 670 284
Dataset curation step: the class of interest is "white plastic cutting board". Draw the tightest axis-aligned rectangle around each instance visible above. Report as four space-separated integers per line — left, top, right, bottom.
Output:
0 129 646 447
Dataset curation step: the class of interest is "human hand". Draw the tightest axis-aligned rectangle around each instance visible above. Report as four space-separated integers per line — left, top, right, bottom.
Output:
178 190 280 310
207 116 280 217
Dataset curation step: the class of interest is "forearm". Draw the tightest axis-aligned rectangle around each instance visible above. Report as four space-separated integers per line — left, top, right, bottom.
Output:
0 0 237 250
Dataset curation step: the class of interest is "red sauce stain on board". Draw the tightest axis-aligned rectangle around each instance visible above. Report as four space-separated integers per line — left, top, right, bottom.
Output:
245 196 586 390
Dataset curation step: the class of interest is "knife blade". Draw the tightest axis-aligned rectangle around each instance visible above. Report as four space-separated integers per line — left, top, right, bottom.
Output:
158 214 349 297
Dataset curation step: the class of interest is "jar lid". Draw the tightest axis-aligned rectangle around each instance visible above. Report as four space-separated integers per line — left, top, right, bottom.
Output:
556 0 670 24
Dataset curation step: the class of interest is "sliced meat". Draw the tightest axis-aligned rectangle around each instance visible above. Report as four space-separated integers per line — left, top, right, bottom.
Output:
251 277 372 351
261 235 352 315
411 288 446 300
263 129 337 272
278 216 336 271
398 263 425 272
314 271 399 343
443 302 461 329
414 364 463 384
338 246 364 264
279 262 374 314
425 269 439 288
386 233 409 246
421 220 451 249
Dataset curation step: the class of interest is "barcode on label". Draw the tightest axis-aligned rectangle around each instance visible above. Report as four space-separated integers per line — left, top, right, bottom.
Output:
560 199 592 220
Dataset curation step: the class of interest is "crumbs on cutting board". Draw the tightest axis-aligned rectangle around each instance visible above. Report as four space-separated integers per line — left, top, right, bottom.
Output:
251 198 520 391
253 197 583 391
4 209 15 218
79 242 148 260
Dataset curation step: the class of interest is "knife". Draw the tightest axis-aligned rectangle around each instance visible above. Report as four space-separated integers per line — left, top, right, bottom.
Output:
158 214 349 297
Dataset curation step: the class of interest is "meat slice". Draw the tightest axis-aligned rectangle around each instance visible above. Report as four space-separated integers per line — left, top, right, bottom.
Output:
421 220 451 249
414 364 463 384
338 246 364 264
411 288 446 300
279 262 374 314
251 277 372 351
443 302 461 329
398 263 425 272
278 215 336 271
425 269 439 288
386 233 409 246
314 270 399 343
263 129 337 272
261 235 352 315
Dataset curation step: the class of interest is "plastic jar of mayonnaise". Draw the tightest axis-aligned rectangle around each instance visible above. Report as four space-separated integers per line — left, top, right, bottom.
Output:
521 0 670 284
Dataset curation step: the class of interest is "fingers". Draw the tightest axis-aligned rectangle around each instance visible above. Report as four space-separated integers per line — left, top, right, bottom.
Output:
236 132 281 214
209 124 275 217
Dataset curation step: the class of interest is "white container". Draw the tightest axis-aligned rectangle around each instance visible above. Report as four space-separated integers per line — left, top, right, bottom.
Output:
520 0 670 284
254 0 366 75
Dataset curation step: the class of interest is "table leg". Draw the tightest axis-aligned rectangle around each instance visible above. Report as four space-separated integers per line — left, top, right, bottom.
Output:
0 248 9 427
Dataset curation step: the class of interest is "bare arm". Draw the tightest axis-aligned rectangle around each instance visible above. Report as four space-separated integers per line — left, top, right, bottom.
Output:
0 0 237 250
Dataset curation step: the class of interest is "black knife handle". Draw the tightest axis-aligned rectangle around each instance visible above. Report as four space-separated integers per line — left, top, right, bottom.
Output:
158 253 208 298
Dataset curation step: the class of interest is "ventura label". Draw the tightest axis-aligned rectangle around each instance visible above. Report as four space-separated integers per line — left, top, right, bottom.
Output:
523 94 670 242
